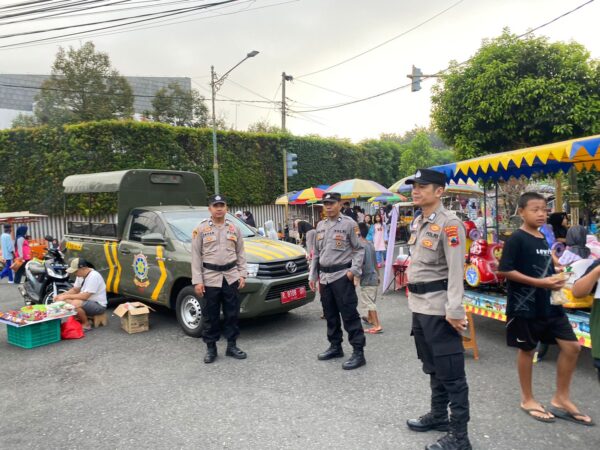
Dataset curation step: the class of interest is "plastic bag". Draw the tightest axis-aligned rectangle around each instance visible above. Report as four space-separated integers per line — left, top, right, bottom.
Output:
61 316 85 340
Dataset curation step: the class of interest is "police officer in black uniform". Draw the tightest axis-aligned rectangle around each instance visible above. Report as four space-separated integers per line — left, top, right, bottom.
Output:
309 192 366 370
404 169 471 450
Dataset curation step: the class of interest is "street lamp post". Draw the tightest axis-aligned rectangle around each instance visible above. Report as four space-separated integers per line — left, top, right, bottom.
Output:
211 50 259 194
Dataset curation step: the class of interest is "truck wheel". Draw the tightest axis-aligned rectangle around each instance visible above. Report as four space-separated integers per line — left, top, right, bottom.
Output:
176 286 203 337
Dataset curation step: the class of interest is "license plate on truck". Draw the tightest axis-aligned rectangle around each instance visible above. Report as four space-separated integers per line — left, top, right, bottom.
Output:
281 286 307 304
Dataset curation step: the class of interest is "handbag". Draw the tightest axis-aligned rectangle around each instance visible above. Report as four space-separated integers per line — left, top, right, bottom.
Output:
10 258 24 271
61 317 85 340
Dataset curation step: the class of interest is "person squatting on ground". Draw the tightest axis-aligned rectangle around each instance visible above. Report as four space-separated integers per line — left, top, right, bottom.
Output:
54 258 107 331
357 221 382 334
498 192 593 426
309 192 366 370
192 195 248 364
405 169 471 450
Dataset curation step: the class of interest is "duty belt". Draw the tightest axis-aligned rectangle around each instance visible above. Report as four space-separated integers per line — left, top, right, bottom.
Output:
203 261 237 272
319 262 352 273
407 279 448 295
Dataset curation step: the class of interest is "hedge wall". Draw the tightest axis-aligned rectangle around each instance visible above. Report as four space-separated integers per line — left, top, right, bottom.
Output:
0 120 401 214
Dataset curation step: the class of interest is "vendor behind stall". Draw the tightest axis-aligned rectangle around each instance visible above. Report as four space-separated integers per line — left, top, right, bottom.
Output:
54 258 107 331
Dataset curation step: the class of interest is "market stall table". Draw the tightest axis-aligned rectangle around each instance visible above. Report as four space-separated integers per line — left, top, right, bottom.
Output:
1 309 76 349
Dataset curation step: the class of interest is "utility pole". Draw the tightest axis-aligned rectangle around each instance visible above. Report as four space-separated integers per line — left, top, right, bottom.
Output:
211 65 219 194
282 72 293 224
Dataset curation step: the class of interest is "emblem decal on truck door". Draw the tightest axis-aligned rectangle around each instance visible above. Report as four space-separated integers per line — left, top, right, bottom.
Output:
133 253 150 288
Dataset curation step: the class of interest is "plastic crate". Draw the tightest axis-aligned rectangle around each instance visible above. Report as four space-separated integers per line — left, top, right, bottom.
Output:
6 319 61 349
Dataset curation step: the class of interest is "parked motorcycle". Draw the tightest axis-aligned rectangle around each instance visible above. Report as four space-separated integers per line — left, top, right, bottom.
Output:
18 235 72 305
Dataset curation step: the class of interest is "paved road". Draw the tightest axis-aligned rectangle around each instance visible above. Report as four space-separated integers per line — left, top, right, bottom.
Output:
0 281 598 450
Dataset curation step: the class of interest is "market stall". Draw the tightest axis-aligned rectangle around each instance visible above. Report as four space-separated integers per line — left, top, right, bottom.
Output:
427 134 600 350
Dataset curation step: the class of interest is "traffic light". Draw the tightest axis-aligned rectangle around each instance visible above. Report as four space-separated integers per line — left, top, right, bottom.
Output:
410 65 423 92
286 152 298 177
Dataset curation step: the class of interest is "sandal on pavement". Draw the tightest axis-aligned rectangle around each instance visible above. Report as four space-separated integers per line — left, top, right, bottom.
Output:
365 328 383 334
547 405 595 426
520 405 555 423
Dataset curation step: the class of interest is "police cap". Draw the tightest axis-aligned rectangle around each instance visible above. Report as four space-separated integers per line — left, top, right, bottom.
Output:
322 192 342 203
208 194 227 206
405 168 447 187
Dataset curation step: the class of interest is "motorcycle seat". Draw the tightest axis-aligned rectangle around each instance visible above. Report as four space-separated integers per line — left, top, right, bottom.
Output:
28 262 46 275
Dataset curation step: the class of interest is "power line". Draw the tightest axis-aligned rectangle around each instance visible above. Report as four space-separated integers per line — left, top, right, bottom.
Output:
289 0 596 114
296 0 465 78
293 78 357 100
0 80 278 104
0 0 240 48
0 0 297 50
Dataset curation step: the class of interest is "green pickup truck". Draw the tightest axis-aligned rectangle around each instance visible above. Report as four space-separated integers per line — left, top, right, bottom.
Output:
62 169 314 336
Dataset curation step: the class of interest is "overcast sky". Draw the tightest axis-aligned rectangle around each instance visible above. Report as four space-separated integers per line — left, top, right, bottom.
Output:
1 0 598 142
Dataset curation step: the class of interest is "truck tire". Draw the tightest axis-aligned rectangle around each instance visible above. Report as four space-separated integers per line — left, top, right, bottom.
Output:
176 286 203 338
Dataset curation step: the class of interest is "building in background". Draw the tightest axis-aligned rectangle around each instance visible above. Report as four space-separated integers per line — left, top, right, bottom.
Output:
0 74 191 128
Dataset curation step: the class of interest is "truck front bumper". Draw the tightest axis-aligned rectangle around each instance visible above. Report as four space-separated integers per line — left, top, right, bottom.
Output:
238 273 315 318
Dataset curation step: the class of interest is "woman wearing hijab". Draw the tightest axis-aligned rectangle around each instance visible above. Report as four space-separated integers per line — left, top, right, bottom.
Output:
13 225 31 284
549 212 569 243
558 226 591 266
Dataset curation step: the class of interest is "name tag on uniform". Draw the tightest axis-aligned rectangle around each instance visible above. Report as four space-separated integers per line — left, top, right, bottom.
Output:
334 234 345 240
203 236 216 243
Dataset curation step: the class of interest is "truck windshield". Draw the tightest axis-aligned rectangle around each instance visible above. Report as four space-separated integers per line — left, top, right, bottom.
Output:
163 211 256 242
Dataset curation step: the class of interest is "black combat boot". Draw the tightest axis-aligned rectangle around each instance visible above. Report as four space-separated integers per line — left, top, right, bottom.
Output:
317 344 344 360
204 343 217 364
425 421 471 450
407 413 450 432
342 348 366 370
226 341 247 359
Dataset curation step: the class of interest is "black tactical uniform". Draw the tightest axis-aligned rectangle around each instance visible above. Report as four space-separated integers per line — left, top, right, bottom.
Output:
405 169 471 450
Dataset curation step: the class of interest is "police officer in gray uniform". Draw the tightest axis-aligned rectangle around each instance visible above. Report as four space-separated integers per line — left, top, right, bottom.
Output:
309 192 366 370
404 169 471 450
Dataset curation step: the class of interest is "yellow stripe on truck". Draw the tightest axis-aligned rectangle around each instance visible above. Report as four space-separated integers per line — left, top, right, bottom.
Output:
244 243 283 260
257 239 304 258
244 246 277 261
111 242 121 293
151 245 167 301
104 242 114 293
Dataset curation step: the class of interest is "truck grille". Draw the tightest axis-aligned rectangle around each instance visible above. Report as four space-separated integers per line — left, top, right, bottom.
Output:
265 279 311 301
257 257 308 279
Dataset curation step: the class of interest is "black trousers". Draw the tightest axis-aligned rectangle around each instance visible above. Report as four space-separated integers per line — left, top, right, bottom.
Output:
320 276 366 350
200 279 240 344
411 313 470 430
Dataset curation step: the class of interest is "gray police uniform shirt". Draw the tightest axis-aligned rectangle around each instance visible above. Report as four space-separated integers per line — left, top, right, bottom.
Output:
191 218 248 288
407 204 466 319
309 215 364 284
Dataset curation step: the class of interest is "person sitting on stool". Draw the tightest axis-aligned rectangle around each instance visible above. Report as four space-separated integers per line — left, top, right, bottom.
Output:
55 258 107 331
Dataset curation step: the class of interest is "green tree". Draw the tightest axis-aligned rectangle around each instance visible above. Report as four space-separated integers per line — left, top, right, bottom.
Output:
247 120 284 133
399 131 436 177
357 139 403 187
34 42 134 126
147 83 209 127
11 113 39 128
431 31 600 160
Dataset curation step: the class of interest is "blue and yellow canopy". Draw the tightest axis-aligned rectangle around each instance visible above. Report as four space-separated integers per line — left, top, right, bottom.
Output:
430 135 600 183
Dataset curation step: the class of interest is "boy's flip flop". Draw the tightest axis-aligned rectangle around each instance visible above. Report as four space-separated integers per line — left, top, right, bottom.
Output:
365 328 383 334
547 405 595 426
520 405 555 423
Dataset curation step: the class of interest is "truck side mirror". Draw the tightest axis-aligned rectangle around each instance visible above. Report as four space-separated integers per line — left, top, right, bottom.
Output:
141 233 167 246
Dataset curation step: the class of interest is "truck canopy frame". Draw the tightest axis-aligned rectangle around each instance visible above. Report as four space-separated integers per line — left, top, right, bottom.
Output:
63 169 208 239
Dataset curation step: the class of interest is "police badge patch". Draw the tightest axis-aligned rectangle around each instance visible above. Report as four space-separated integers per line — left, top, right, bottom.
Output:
445 225 460 247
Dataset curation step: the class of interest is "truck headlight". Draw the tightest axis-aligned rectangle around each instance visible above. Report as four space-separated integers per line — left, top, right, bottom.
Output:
247 263 259 278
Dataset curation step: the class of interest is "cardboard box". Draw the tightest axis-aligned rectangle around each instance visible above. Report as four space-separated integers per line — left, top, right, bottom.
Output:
113 302 154 334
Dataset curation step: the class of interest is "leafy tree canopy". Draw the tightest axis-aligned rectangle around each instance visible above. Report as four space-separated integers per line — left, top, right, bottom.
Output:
34 41 134 126
146 83 210 128
431 31 600 160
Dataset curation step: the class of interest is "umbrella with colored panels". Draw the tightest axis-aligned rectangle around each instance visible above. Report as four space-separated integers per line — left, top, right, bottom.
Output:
326 179 392 199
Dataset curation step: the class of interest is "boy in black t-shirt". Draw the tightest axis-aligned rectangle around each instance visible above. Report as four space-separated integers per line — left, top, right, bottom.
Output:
498 192 593 426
